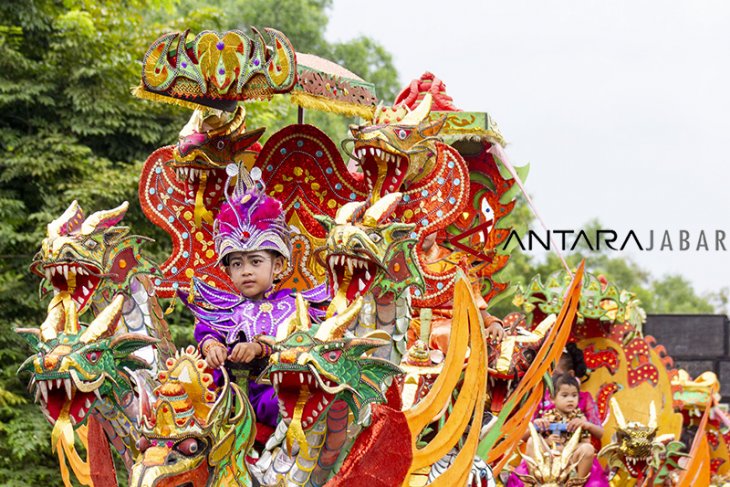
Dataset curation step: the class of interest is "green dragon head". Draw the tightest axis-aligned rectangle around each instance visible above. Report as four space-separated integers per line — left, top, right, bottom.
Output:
129 347 255 487
316 192 423 314
348 93 445 201
30 200 156 315
258 295 402 452
17 295 155 428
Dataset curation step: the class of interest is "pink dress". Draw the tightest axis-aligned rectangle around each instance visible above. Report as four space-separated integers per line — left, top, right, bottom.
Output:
506 390 609 487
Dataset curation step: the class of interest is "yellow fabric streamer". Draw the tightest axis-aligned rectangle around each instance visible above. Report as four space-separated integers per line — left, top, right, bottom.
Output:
53 405 92 486
289 92 375 119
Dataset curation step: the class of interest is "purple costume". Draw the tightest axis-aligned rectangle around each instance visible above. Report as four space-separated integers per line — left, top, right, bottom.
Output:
182 279 296 428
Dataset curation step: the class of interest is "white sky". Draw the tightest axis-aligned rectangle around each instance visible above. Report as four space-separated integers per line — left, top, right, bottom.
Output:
326 0 730 297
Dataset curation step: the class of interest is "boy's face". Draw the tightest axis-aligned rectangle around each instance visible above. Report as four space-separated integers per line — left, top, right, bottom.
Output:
553 384 579 414
224 251 284 300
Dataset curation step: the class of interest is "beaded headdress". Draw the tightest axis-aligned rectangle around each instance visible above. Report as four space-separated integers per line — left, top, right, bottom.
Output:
214 165 292 263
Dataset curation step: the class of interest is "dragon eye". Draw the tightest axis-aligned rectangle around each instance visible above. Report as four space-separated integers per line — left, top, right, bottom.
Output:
368 232 382 243
216 140 226 150
175 438 203 456
397 128 410 140
84 239 98 249
324 350 342 363
85 350 101 363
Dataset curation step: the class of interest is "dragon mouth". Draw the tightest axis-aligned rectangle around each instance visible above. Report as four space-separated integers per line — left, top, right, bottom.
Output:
622 454 648 477
168 164 227 208
43 262 101 312
271 369 338 431
31 373 101 426
354 144 408 197
327 253 379 301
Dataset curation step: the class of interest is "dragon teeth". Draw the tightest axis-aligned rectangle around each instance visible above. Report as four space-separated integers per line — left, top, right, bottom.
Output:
45 269 51 280
395 167 401 176
81 286 89 297
365 270 371 280
85 398 91 409
64 378 72 400
94 389 102 402
62 265 68 280
375 148 382 158
299 372 304 383
358 279 366 291
39 382 48 402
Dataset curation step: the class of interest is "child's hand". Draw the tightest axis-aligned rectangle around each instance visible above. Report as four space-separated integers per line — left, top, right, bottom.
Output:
566 417 586 433
534 418 550 432
229 342 262 364
206 344 228 369
486 322 505 342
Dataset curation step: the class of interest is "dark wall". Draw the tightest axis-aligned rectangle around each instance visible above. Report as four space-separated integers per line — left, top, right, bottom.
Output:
644 314 730 402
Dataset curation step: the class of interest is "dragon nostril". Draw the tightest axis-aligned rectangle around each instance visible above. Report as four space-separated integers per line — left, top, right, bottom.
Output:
165 454 178 465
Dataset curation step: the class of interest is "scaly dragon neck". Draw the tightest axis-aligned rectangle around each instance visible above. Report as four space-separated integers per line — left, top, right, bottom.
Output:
355 292 411 363
257 400 355 486
92 395 140 469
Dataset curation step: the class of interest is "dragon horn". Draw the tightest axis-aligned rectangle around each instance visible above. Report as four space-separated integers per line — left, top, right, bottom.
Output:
47 200 84 238
527 423 547 473
335 201 367 225
314 296 363 341
400 93 432 125
559 427 583 473
275 294 310 341
362 192 402 227
648 401 657 430
80 295 124 343
40 300 64 341
294 294 310 332
610 397 626 429
80 201 129 236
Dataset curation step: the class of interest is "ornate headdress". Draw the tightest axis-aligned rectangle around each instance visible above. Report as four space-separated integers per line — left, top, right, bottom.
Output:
214 165 292 262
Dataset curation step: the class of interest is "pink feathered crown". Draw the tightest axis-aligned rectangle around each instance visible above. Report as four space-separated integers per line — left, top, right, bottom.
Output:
214 166 291 262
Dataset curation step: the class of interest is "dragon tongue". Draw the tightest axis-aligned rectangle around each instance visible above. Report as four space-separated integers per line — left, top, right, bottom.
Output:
285 387 311 455
328 275 351 318
50 402 74 453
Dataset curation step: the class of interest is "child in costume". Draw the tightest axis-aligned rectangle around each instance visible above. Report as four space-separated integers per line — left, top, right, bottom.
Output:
533 374 598 448
508 361 609 487
181 175 295 429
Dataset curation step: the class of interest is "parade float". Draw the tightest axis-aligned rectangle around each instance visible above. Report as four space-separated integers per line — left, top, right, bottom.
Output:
15 26 730 487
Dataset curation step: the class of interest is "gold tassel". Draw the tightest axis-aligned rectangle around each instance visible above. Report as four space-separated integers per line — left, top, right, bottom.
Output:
131 85 210 111
289 92 375 119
